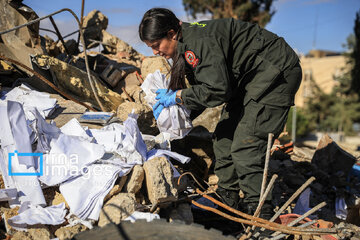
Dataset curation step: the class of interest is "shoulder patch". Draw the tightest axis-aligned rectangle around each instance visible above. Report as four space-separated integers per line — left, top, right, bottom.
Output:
185 50 200 68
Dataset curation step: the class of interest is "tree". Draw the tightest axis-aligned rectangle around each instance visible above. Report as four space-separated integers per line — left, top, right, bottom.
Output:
182 0 275 28
350 11 360 96
302 11 360 135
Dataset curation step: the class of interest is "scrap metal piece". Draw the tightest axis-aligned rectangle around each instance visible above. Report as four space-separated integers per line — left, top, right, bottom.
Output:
0 8 105 111
49 16 70 55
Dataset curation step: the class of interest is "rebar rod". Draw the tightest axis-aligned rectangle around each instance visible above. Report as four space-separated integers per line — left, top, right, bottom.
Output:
271 202 327 238
0 8 105 111
49 16 70 54
270 220 317 240
196 189 337 235
253 177 316 238
244 174 278 236
121 87 134 102
261 133 274 198
192 199 336 235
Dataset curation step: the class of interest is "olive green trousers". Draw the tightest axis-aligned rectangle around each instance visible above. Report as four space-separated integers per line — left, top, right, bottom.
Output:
213 100 289 203
213 63 302 203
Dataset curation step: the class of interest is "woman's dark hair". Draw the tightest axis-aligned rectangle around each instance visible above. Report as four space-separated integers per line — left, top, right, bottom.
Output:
139 8 186 90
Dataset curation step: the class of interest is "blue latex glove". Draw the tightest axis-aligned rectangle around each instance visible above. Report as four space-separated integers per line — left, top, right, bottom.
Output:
155 89 168 100
152 101 165 120
155 89 177 107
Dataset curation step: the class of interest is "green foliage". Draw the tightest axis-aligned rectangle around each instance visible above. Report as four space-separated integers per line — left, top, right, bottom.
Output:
286 107 315 138
302 11 360 135
351 11 360 96
182 0 275 27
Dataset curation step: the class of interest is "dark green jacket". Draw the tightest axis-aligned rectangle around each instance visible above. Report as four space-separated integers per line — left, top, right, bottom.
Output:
178 18 300 110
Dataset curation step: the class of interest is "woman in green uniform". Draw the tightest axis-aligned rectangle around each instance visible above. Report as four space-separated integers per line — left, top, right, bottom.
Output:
139 8 302 217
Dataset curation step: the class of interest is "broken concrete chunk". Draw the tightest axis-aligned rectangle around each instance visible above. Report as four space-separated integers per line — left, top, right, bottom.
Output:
169 203 194 225
208 174 219 185
101 30 144 61
0 0 44 69
55 224 88 240
44 35 61 57
1 206 19 234
125 165 145 194
12 231 32 240
140 56 171 79
56 39 79 56
117 101 158 135
104 176 128 202
192 105 222 133
83 10 108 47
28 227 51 240
312 134 356 177
98 193 136 227
51 191 69 209
143 157 178 205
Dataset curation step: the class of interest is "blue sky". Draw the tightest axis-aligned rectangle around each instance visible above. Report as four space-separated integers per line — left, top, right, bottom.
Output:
23 0 360 56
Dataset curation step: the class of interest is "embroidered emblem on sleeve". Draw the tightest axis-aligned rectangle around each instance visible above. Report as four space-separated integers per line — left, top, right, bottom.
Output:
185 50 199 68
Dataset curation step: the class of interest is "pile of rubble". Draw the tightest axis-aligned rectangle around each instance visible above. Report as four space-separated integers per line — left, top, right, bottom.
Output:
0 2 197 239
0 1 360 240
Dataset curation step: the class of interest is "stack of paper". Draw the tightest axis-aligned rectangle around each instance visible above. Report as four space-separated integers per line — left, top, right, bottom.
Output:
59 163 128 220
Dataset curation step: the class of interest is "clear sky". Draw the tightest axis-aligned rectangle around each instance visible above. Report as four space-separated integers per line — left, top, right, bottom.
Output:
23 0 360 56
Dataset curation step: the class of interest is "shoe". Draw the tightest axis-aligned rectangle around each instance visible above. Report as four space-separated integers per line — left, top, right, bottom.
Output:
243 201 274 220
244 202 274 239
215 186 240 209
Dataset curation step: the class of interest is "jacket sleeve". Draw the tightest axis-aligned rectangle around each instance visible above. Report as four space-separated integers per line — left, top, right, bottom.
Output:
181 37 232 110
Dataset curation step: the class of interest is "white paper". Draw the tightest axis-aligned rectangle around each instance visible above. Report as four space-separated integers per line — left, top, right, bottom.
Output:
8 202 66 231
7 101 35 167
141 70 192 140
39 133 105 186
61 118 94 142
0 188 17 201
29 108 61 153
124 211 160 223
0 103 46 207
59 163 127 220
0 84 57 121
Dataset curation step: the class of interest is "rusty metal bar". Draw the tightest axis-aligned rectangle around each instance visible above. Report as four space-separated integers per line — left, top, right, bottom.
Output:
121 87 134 102
80 0 85 26
135 71 144 84
178 172 207 191
78 0 85 46
261 133 274 198
49 16 70 55
0 55 96 111
191 198 336 236
244 174 278 237
63 29 79 39
271 220 317 240
39 28 58 35
271 202 327 238
0 8 105 112
196 189 337 235
253 176 316 238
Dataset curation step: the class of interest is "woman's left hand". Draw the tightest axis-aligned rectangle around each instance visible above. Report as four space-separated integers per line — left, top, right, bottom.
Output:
155 89 177 107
